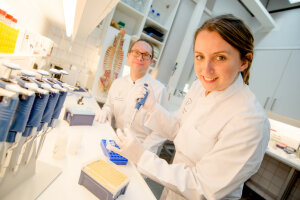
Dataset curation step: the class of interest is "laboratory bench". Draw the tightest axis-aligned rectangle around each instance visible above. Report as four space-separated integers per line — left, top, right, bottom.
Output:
246 119 300 200
2 92 156 200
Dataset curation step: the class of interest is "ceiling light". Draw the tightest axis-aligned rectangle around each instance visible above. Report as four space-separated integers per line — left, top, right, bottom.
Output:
289 0 300 4
63 0 77 37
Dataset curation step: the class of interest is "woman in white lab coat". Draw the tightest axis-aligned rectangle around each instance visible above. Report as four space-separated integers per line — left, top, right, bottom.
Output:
108 14 270 200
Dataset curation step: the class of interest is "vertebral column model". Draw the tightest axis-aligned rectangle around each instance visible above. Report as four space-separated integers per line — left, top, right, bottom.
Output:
99 29 126 94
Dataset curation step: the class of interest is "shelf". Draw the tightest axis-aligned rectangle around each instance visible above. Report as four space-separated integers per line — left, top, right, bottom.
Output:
141 32 163 48
150 0 180 29
113 2 144 36
97 0 180 79
145 17 168 33
0 53 48 59
118 1 144 19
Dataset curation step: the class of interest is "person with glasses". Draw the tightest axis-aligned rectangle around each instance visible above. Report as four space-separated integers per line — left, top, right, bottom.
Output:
108 15 270 199
96 39 168 154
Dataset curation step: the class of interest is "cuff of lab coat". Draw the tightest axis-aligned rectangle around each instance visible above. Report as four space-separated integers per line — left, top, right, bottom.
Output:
102 105 111 115
137 150 154 168
144 104 163 131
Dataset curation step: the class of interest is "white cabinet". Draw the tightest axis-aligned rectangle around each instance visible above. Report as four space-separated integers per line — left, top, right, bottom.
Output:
269 50 300 120
92 0 180 102
249 49 300 120
110 0 180 77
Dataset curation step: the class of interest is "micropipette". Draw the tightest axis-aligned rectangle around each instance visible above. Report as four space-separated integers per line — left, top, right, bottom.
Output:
128 83 149 128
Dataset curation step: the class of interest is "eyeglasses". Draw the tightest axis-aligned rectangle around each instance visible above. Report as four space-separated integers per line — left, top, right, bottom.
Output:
130 50 152 60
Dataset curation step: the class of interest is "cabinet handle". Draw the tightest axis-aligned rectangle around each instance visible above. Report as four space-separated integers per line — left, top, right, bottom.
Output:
270 98 277 111
263 97 270 109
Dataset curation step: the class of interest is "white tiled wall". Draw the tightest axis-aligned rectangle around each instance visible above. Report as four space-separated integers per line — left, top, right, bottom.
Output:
249 154 291 199
288 175 300 200
44 24 106 90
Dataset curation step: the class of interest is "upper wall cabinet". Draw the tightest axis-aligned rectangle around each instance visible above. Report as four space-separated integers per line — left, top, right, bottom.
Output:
73 0 119 39
249 49 300 121
110 0 180 77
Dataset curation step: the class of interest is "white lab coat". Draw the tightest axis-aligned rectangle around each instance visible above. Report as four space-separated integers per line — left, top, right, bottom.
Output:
103 74 168 153
137 75 270 200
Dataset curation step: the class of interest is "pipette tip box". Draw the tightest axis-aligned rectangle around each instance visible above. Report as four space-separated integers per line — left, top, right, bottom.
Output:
78 160 129 200
64 106 95 126
101 139 128 165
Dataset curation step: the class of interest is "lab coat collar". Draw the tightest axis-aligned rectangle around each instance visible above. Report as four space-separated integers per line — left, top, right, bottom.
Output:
201 74 245 101
125 73 150 85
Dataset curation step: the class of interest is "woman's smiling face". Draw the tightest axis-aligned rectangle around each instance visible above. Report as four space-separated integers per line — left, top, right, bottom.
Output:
194 30 249 94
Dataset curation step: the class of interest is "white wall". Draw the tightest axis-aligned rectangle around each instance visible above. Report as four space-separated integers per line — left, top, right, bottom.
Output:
0 0 49 35
45 24 105 89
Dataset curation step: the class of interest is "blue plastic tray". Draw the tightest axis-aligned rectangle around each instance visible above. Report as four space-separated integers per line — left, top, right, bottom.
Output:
100 139 128 165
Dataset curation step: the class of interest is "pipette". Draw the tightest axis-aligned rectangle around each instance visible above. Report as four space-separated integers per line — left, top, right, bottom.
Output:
128 83 149 128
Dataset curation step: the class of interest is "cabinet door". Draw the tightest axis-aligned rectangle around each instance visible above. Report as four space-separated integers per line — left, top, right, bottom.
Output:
270 50 300 120
249 49 291 109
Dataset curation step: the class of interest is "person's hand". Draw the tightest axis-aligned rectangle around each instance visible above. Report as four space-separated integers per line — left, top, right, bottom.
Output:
107 128 145 164
134 84 156 113
95 108 111 124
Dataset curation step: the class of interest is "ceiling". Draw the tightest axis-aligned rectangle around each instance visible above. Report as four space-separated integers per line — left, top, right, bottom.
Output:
35 0 65 29
14 0 299 38
34 0 119 39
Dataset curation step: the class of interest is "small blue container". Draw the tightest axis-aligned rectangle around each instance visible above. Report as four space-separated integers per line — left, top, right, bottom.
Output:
100 139 128 165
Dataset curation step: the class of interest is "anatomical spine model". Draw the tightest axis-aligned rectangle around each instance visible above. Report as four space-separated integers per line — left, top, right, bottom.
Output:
99 29 126 94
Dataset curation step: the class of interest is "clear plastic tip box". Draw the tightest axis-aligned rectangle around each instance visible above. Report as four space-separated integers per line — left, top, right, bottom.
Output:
101 139 128 165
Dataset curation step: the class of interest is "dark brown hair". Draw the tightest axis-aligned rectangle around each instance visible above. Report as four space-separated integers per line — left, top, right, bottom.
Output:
194 14 254 85
129 39 154 59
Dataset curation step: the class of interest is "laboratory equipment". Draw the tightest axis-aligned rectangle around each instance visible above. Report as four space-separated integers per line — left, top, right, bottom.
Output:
101 139 128 165
34 68 69 159
64 106 95 126
0 88 19 153
48 69 69 128
128 83 149 128
78 160 129 200
0 62 36 179
11 70 52 171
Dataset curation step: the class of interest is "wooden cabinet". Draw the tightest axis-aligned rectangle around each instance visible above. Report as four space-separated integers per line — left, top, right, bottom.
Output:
249 49 300 121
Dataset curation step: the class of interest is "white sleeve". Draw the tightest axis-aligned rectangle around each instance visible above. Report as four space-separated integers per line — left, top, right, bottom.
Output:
138 114 270 199
144 104 180 141
101 81 116 114
142 85 168 153
156 86 168 109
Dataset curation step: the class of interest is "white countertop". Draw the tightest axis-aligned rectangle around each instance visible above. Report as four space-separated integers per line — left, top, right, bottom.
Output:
266 119 300 171
36 92 156 200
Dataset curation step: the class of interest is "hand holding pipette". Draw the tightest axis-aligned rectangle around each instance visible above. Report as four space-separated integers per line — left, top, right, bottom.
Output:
128 83 149 128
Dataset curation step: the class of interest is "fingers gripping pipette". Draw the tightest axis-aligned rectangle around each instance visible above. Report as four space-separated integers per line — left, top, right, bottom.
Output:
128 83 149 128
